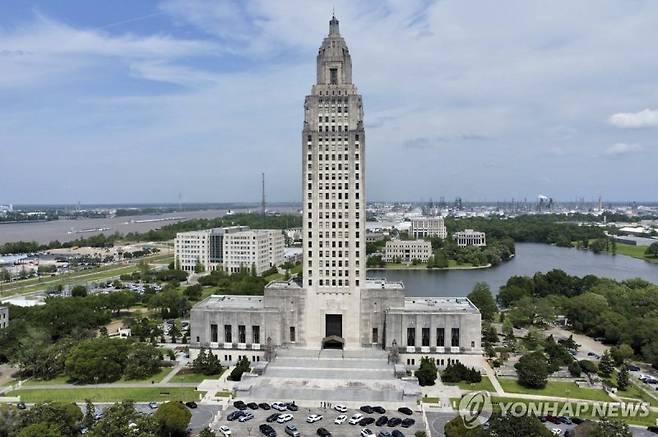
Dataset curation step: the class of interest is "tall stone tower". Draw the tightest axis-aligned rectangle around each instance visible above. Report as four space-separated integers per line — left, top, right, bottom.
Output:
302 15 367 349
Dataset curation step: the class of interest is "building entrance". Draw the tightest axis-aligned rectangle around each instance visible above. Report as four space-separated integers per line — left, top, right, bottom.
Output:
323 314 343 349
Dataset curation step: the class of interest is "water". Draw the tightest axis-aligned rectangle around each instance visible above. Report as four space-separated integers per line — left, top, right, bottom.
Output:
372 243 658 297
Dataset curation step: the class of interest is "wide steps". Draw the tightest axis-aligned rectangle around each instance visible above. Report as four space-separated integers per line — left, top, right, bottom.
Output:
264 367 393 380
269 357 393 370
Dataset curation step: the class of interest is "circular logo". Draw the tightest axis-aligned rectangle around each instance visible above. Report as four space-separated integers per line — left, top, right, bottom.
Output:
458 391 493 429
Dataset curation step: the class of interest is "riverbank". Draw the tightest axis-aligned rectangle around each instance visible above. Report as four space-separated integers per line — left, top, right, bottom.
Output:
368 262 492 271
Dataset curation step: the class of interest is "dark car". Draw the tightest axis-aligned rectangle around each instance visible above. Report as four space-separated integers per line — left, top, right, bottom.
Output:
247 402 259 410
259 402 272 410
373 406 386 414
559 416 572 425
401 418 415 428
546 415 561 424
647 425 658 434
627 364 641 372
267 413 281 422
360 405 374 414
317 427 332 436
185 401 197 409
391 430 405 437
539 416 547 422
227 410 245 421
376 416 389 426
286 402 299 411
378 432 393 437
234 400 248 410
572 417 585 425
16 402 26 410
387 417 402 427
259 423 277 437
359 417 375 426
398 407 413 416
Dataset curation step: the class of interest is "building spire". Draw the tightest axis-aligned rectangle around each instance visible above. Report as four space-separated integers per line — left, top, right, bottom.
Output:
329 12 340 36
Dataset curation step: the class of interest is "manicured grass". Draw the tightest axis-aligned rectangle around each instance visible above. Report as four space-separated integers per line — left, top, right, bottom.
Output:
606 372 658 407
614 243 658 264
421 396 440 404
498 378 612 402
169 369 224 384
25 368 173 386
120 367 172 383
24 375 73 386
445 376 496 393
7 387 203 403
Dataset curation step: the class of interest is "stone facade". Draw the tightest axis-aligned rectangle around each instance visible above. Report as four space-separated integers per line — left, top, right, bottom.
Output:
189 16 481 368
174 226 247 272
384 239 432 262
454 229 487 247
0 307 8 329
410 216 447 239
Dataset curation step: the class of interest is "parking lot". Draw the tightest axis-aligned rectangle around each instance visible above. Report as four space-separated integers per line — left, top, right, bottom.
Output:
216 403 426 436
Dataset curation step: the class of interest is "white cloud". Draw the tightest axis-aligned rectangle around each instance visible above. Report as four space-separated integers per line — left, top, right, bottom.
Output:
603 142 644 157
608 108 658 128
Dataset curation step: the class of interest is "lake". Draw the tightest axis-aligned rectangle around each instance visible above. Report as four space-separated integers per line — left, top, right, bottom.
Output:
373 243 658 297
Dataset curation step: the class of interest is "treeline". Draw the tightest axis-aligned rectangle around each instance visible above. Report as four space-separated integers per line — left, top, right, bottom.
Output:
445 215 606 247
498 269 658 366
0 213 301 254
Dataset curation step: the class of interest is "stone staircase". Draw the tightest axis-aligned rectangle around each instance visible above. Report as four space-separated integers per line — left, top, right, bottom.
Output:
236 347 420 403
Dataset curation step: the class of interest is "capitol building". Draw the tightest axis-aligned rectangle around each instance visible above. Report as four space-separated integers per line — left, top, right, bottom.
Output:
190 16 482 372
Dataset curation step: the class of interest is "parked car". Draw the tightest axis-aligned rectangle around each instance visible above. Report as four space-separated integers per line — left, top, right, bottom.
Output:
227 411 245 421
334 404 347 413
247 402 259 410
373 406 386 414
272 402 288 411
219 425 232 436
16 402 26 410
285 424 300 437
361 429 374 437
360 405 374 414
317 428 332 436
259 402 272 410
387 417 402 427
335 415 347 424
185 401 197 409
558 416 572 425
401 418 415 428
397 407 413 416
378 431 393 437
148 402 158 410
267 413 281 422
259 423 276 437
238 412 254 422
307 414 323 423
359 417 375 426
277 414 294 423
627 364 641 372
546 415 561 424
234 400 248 410
572 417 585 425
391 431 405 437
286 402 299 412
551 429 561 436
349 414 364 425
376 416 389 426
646 425 658 434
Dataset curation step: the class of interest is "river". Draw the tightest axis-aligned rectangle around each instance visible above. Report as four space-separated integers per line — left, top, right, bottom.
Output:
374 243 658 297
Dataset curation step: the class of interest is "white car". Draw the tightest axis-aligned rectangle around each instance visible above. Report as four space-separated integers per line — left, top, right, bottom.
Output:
238 412 254 422
334 414 347 424
219 426 232 436
306 414 323 423
551 429 561 436
334 404 347 413
277 413 294 423
360 429 374 437
349 413 364 425
272 402 288 411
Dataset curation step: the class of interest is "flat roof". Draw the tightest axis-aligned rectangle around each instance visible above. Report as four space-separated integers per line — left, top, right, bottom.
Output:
193 295 265 310
388 297 479 314
365 278 405 290
265 279 303 289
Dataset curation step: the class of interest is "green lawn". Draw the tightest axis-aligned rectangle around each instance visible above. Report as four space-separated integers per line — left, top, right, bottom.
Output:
605 372 658 407
169 369 224 384
445 376 496 393
498 378 612 402
7 387 203 403
613 243 658 264
374 260 476 270
24 368 173 386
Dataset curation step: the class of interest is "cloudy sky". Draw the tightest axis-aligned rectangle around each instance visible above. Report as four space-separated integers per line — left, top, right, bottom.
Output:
1 0 657 204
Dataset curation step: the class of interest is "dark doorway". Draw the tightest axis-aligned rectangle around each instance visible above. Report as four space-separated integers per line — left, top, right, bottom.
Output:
325 314 342 338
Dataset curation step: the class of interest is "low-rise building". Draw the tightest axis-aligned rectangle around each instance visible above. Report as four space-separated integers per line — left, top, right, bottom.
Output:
453 229 486 247
410 216 447 239
174 226 248 273
223 230 285 275
384 240 432 263
0 307 8 328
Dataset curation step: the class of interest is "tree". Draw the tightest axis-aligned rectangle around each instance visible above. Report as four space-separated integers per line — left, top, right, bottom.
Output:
87 401 157 437
65 337 130 383
17 423 61 437
229 356 251 381
645 242 658 257
70 285 88 298
124 343 162 380
515 351 549 388
589 418 632 437
444 416 481 437
487 414 552 437
194 259 205 273
579 360 598 374
468 282 497 321
0 404 20 437
616 366 630 391
82 399 95 430
610 344 633 366
183 284 203 301
169 324 181 343
199 428 217 437
598 351 614 378
415 356 438 386
17 402 83 437
154 402 191 437
568 360 582 377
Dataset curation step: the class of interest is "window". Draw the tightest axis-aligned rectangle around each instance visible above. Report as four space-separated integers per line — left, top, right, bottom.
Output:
436 328 445 347
238 325 246 343
451 328 460 347
372 328 378 344
224 325 232 343
290 326 296 342
407 327 416 347
330 68 338 84
252 326 260 344
422 328 430 347
210 324 218 343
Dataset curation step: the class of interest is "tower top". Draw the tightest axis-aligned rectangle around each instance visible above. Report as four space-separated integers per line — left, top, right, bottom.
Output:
329 14 340 36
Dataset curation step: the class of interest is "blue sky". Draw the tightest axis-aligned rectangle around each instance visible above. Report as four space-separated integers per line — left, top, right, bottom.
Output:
1 0 657 204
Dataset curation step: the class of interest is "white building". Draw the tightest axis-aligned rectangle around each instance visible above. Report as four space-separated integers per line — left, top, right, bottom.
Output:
453 229 487 247
0 307 7 329
174 226 248 273
223 230 284 276
410 216 447 239
384 240 432 263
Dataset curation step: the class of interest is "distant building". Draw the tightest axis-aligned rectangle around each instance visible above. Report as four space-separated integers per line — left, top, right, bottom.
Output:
174 226 248 273
410 216 447 239
366 231 386 243
384 240 432 262
223 229 285 275
0 307 7 329
453 229 486 247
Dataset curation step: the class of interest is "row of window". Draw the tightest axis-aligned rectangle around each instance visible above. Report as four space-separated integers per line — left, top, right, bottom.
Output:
309 250 361 259
406 327 460 348
211 324 260 344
